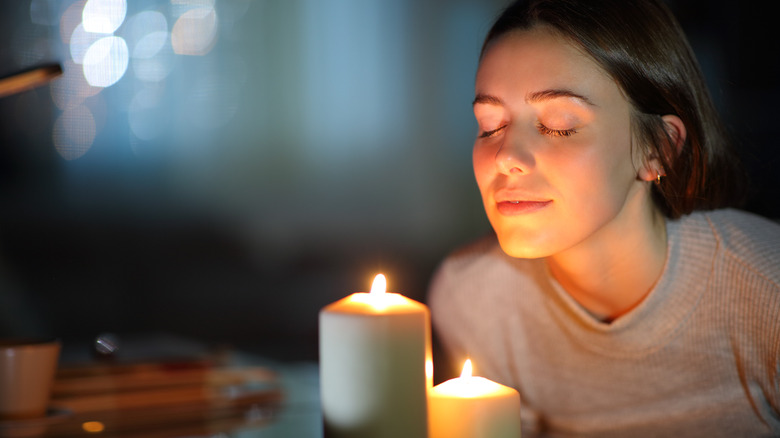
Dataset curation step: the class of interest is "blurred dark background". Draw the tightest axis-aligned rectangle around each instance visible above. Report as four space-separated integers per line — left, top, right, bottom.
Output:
1 0 778 371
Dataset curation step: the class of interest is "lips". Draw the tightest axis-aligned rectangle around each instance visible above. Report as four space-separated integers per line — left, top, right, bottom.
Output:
491 187 552 215
496 200 551 215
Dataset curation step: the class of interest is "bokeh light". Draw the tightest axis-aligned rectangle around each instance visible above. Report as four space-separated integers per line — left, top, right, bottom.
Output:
125 10 168 47
82 36 129 87
125 11 172 83
50 60 102 110
69 23 102 64
171 6 218 56
132 38 173 82
53 105 96 160
85 91 108 135
133 30 168 59
60 0 88 44
82 0 126 34
81 421 105 433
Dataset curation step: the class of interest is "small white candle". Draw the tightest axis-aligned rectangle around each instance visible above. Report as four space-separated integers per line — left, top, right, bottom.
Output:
429 359 521 438
320 274 431 438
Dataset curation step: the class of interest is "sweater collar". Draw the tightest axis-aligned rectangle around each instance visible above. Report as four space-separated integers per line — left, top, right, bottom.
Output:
541 213 717 357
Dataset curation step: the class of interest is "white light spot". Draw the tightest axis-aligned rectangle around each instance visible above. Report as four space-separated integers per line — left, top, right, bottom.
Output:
82 36 129 87
82 0 127 34
171 7 218 56
124 10 172 82
70 23 102 64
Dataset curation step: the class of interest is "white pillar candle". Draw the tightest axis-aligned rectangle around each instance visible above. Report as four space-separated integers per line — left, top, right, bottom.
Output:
320 274 430 438
429 360 521 438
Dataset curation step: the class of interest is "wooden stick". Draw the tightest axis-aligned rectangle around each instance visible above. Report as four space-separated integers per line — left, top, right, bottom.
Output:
0 64 62 98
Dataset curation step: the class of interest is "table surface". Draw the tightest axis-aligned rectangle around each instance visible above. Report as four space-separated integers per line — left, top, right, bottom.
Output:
0 335 324 438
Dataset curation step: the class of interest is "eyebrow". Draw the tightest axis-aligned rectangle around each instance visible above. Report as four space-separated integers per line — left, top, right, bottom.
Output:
525 89 596 106
472 89 596 107
472 94 504 106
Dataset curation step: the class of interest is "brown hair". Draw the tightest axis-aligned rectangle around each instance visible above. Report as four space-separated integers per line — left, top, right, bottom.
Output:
482 0 746 218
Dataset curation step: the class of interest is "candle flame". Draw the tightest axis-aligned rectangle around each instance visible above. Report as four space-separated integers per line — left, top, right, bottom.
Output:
370 274 386 295
460 359 473 378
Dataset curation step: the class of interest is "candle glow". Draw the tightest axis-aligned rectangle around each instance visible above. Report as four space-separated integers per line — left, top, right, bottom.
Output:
320 273 431 438
345 273 410 311
428 359 521 438
433 360 517 399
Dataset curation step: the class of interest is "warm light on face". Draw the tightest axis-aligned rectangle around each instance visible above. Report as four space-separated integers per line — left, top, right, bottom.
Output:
472 28 640 259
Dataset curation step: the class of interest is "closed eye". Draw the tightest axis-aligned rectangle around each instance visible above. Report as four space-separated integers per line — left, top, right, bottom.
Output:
536 122 576 137
479 125 506 139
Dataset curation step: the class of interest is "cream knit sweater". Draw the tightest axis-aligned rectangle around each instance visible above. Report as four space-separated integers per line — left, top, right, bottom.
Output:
429 209 780 437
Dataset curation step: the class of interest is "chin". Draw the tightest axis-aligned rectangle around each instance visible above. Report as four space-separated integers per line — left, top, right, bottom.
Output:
495 235 552 260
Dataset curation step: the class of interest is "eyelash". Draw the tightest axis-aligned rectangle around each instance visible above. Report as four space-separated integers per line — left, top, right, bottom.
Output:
535 122 577 137
478 123 577 139
479 126 505 139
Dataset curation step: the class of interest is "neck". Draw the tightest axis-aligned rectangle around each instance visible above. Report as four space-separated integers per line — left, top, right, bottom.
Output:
545 189 668 321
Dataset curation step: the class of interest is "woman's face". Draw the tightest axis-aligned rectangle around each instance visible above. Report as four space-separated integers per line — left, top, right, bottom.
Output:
473 27 649 259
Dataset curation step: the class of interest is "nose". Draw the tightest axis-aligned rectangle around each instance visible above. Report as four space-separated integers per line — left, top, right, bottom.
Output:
495 134 534 175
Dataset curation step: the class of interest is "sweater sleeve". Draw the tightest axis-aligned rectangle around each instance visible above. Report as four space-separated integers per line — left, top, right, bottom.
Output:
704 210 780 428
427 234 501 382
428 254 471 381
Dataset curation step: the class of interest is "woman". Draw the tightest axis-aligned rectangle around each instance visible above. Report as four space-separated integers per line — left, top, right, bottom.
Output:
428 0 780 436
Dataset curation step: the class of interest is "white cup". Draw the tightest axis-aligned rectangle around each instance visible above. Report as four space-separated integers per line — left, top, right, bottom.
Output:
0 339 60 420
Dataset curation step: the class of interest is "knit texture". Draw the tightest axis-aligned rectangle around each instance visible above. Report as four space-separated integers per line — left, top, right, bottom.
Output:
429 209 780 437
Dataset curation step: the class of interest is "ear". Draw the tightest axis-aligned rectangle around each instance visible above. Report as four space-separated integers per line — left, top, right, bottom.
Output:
637 114 687 182
661 114 686 157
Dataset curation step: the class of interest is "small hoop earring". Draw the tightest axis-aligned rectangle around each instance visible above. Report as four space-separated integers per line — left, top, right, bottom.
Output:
656 171 663 185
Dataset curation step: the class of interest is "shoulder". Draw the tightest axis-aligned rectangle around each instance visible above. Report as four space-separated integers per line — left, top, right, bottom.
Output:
676 210 780 349
427 233 501 305
686 211 780 405
695 208 780 246
432 233 504 279
427 232 538 312
678 209 780 283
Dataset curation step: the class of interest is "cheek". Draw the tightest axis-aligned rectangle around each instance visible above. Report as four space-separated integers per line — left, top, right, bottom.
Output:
576 144 632 183
556 131 636 211
472 142 496 189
